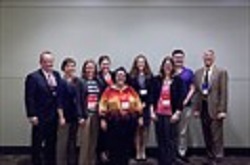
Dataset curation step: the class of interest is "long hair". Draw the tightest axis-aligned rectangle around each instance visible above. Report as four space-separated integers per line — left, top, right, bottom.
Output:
159 56 175 79
81 59 98 79
129 54 152 78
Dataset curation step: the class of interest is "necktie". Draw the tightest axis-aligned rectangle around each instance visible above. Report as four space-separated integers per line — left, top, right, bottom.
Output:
47 73 55 87
202 68 210 95
204 68 209 86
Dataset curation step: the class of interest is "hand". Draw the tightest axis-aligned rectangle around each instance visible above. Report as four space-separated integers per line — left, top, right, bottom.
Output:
59 117 66 127
170 111 181 123
217 112 226 120
101 119 107 131
138 117 144 127
29 116 39 126
193 111 200 118
151 111 158 122
78 118 86 127
183 99 188 107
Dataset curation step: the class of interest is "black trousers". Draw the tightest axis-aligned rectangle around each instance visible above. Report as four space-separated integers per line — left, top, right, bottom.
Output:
106 115 137 165
32 120 57 165
155 115 178 165
67 122 78 165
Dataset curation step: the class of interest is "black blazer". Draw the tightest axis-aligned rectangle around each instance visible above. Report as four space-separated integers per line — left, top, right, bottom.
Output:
25 69 62 122
129 74 154 107
151 75 185 114
59 77 82 123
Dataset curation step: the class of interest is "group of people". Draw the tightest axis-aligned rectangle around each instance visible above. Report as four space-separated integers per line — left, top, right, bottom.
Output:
25 49 228 165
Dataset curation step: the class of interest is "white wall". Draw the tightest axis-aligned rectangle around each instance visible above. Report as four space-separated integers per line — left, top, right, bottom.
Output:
0 1 249 147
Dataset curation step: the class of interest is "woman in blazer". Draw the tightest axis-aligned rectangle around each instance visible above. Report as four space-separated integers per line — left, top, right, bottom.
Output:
96 55 115 164
151 56 185 165
129 54 153 161
57 57 81 165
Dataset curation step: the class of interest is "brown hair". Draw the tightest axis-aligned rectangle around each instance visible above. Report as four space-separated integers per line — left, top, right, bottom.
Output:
159 56 175 78
81 59 98 78
129 54 152 78
98 55 111 66
61 57 76 71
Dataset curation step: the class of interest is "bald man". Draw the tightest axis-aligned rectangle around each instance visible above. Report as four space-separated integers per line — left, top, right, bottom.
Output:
194 50 228 165
25 51 62 165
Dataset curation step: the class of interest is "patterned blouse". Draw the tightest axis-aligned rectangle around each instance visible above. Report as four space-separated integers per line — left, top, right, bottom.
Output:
99 85 143 117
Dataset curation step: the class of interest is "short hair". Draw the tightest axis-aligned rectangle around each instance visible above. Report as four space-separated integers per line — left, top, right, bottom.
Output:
61 57 76 71
171 49 185 57
205 49 215 55
114 66 129 84
98 55 111 66
39 51 53 62
159 56 175 78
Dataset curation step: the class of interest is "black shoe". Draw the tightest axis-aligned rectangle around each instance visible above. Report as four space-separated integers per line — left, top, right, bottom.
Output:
177 155 190 163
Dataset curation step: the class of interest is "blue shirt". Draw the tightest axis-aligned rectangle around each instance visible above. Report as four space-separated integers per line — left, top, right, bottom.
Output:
178 67 194 105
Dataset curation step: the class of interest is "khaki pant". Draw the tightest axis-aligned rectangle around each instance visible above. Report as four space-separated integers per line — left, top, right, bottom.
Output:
57 123 78 165
178 106 192 157
78 114 99 165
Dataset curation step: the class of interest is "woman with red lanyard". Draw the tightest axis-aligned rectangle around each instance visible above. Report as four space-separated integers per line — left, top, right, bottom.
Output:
78 59 102 165
99 67 143 165
151 56 184 165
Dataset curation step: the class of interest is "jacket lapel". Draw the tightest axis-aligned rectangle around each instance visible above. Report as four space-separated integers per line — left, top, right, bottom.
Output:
38 69 53 93
210 65 218 89
198 68 204 92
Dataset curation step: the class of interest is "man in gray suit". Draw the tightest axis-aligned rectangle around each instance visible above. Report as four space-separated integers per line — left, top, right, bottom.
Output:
194 50 228 165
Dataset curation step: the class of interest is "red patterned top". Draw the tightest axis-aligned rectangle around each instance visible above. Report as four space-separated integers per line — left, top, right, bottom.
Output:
99 85 142 117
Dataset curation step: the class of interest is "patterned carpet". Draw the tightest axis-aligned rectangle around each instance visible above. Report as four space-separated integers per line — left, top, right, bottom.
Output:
0 155 250 165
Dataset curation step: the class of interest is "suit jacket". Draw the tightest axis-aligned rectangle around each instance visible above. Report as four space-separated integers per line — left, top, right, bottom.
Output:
128 74 153 108
194 65 228 119
59 77 82 123
25 69 62 123
151 75 185 114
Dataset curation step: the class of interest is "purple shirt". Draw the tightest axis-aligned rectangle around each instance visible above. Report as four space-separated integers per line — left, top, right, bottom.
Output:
178 67 194 105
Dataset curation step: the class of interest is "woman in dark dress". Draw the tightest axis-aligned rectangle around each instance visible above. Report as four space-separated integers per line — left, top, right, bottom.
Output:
96 55 115 164
129 54 153 161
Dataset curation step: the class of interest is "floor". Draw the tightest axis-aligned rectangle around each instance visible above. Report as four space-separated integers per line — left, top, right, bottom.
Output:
0 155 250 165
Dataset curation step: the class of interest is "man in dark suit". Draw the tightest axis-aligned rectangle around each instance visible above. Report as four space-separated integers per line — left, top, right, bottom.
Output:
194 50 228 165
25 51 62 165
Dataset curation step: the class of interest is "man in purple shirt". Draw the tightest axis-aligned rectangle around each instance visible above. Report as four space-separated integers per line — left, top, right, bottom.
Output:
172 49 195 163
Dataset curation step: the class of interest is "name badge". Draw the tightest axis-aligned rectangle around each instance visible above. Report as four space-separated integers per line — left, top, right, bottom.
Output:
121 101 130 110
162 99 170 106
52 91 57 96
88 101 97 110
87 94 98 110
202 84 209 95
140 89 148 96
